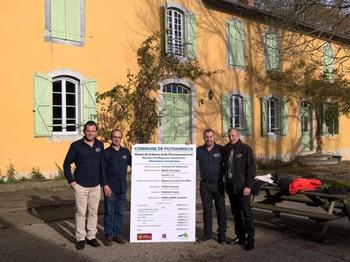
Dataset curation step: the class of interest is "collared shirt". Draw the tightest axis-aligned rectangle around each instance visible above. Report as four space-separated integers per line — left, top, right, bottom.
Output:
101 146 131 193
196 143 224 181
63 138 104 187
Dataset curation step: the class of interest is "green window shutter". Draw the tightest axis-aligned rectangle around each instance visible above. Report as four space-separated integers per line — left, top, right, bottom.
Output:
221 95 230 137
322 43 334 80
65 0 81 42
83 79 97 124
265 32 280 71
164 3 169 54
281 99 289 136
261 97 267 136
228 20 245 67
51 0 66 40
228 21 233 66
186 12 196 59
33 73 52 137
243 96 252 136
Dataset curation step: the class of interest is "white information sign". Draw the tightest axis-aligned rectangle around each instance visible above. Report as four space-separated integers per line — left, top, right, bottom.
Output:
130 144 196 243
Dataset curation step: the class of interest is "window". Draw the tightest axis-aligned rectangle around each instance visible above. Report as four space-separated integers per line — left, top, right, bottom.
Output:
163 83 190 94
228 20 245 67
231 95 244 128
164 4 196 59
322 103 339 135
52 77 79 134
261 96 288 136
264 31 280 71
221 94 252 136
267 97 280 134
322 43 334 80
301 101 310 132
45 0 85 45
33 72 96 137
167 8 185 56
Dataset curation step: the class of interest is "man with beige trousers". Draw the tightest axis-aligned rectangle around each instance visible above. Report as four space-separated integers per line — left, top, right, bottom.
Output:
63 120 104 250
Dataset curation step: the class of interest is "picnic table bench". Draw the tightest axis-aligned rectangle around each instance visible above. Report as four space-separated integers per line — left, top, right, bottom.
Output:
251 185 350 241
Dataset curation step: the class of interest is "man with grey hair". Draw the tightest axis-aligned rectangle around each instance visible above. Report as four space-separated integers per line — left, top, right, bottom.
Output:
223 127 256 250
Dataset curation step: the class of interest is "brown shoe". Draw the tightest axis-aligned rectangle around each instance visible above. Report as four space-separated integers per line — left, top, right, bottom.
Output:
104 236 113 246
114 235 127 244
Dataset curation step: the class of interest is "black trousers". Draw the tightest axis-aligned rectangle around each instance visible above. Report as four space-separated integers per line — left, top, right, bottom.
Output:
200 181 227 238
226 183 255 239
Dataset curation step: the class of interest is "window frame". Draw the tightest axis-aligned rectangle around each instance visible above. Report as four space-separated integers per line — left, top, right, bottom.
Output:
167 7 185 57
230 94 245 131
267 97 281 135
322 102 339 136
300 101 310 133
52 76 81 136
44 0 86 46
164 3 196 59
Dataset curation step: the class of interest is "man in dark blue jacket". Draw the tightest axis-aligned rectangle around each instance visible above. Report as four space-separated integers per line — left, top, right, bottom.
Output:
224 127 256 250
101 129 131 246
197 128 226 243
63 121 104 250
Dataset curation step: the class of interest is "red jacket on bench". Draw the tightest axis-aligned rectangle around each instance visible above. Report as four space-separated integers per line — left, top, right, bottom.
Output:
289 178 322 195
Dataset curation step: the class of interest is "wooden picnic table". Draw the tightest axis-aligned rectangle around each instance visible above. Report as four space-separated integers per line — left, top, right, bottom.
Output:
251 185 350 241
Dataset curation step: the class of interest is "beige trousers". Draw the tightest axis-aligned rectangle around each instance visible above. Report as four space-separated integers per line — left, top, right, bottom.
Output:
74 184 101 241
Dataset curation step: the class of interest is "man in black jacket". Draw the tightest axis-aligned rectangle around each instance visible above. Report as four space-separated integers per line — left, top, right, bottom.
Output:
197 128 226 243
224 127 255 250
63 121 104 250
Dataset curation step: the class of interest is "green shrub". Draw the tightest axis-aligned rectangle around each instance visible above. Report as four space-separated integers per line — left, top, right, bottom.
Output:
6 162 17 183
19 177 30 182
30 167 46 181
0 169 4 184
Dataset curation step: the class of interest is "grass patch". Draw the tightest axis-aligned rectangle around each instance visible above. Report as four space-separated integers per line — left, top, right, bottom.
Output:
53 162 65 180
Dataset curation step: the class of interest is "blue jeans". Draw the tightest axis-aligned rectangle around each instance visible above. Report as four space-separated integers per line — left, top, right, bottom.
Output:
104 192 126 237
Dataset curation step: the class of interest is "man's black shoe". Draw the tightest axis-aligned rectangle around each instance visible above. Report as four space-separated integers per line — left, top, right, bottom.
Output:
75 240 85 250
218 235 227 245
227 236 245 245
201 235 213 241
86 238 101 247
244 238 254 251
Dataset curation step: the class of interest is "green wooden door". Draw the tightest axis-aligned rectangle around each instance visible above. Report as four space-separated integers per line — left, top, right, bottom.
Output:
162 93 191 144
300 101 312 151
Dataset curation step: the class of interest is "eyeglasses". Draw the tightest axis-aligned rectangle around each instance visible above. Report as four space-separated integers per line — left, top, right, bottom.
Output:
112 136 122 139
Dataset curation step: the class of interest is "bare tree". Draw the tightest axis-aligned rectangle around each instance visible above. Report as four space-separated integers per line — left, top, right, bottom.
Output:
252 0 350 70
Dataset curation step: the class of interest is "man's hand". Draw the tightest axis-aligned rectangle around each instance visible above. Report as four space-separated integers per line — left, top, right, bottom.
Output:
243 187 251 196
70 181 77 190
104 185 112 197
